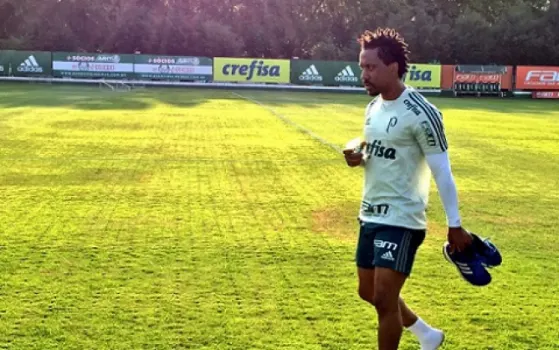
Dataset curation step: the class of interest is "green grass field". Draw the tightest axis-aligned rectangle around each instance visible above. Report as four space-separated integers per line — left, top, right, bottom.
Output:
1 83 559 349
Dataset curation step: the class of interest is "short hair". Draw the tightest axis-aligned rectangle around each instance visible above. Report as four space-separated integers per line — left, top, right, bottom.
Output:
358 28 410 78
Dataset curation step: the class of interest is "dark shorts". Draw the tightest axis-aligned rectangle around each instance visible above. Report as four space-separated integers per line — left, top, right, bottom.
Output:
355 221 426 276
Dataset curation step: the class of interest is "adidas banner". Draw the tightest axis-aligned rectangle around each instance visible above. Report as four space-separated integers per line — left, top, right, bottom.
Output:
134 55 212 81
0 50 52 77
52 52 135 78
291 60 362 87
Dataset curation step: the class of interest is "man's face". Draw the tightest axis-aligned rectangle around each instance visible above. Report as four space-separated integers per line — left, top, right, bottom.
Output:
359 48 397 96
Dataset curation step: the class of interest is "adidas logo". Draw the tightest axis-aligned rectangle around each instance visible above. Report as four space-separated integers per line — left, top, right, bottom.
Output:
455 261 474 275
381 251 395 261
299 65 323 82
18 55 43 73
335 65 358 83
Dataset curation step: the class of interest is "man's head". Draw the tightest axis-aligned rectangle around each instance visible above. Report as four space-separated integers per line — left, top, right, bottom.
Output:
358 28 410 96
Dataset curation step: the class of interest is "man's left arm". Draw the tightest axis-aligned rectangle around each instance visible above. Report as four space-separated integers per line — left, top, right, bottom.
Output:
411 100 472 251
425 152 461 228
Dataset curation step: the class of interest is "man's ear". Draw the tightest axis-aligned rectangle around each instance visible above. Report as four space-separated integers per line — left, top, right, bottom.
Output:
388 62 399 76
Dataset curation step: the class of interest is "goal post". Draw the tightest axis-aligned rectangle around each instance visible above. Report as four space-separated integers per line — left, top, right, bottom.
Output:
99 79 132 92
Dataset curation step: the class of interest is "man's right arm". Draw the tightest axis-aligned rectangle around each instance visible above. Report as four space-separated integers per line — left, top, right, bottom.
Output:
343 148 364 167
344 99 376 167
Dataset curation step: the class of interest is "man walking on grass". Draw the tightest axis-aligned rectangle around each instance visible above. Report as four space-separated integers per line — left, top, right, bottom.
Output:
343 27 473 350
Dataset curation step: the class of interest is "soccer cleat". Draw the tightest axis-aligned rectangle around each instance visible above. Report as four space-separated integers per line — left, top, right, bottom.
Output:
443 242 492 286
470 233 502 268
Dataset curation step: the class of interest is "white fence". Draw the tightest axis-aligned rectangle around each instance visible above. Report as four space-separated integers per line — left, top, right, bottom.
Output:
0 76 441 94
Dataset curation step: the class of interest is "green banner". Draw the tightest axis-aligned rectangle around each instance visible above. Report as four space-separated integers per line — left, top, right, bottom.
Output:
0 50 52 77
134 55 212 81
0 50 10 76
52 52 135 78
291 60 362 86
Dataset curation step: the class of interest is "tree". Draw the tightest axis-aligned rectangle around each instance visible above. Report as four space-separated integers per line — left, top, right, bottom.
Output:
0 0 556 65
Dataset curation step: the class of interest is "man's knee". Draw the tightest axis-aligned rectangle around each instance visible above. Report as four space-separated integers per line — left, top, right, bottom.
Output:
372 288 399 315
358 285 375 304
357 267 376 304
371 266 408 314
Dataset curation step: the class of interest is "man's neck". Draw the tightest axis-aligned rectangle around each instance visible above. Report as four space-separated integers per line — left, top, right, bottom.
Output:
381 82 406 101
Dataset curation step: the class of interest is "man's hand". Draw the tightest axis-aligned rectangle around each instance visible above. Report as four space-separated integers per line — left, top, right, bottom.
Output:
343 149 363 167
447 227 473 253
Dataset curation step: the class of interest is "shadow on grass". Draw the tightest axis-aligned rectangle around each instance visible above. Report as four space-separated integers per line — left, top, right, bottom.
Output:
0 82 236 111
1 82 558 115
432 96 559 115
231 88 559 116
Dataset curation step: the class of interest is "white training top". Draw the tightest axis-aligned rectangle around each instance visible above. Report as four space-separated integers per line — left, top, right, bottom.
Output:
359 86 451 230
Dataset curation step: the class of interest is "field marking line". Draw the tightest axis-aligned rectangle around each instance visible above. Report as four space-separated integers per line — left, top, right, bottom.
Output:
231 92 343 154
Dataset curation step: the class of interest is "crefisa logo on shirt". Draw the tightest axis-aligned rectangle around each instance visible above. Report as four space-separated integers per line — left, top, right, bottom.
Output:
403 99 421 116
365 140 397 160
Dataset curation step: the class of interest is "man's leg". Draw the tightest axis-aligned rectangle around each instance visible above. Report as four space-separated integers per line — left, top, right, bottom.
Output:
399 298 418 328
357 267 376 303
403 298 445 350
373 267 407 350
358 268 419 326
358 269 444 350
356 222 443 349
371 226 444 350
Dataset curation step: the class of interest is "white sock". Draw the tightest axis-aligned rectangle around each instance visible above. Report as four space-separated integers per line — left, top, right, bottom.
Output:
407 317 433 337
407 317 444 349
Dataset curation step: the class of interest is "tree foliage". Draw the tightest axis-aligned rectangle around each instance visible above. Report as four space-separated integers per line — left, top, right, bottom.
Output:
0 0 556 64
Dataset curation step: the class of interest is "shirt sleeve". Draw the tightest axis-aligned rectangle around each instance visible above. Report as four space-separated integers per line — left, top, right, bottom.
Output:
425 152 462 228
409 92 448 155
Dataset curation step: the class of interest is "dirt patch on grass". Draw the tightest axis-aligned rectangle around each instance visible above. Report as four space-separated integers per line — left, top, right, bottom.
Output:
311 203 452 242
310 202 360 242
